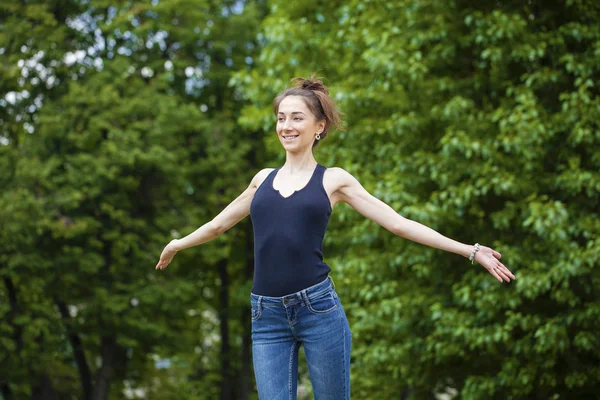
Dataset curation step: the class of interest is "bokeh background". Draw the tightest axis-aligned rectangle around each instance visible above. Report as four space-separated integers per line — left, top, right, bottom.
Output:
1 0 599 399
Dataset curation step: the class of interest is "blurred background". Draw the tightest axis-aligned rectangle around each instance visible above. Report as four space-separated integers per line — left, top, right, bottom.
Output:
1 0 599 399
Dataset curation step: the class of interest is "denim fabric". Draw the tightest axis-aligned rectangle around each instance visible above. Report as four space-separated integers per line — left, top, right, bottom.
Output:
251 276 352 400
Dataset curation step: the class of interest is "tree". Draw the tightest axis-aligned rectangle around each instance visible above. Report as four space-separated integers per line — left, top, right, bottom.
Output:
1 0 266 399
1 1 89 398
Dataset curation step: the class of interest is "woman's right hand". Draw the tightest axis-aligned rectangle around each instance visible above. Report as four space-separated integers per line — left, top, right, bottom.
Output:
155 239 181 270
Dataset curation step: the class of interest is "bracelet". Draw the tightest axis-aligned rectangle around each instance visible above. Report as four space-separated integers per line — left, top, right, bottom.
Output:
468 243 480 264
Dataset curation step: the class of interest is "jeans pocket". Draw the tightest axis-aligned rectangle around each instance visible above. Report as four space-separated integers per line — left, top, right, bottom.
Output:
251 299 262 320
307 290 338 314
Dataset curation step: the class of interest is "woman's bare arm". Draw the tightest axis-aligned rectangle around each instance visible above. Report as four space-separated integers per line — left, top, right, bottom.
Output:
330 167 515 283
155 168 273 270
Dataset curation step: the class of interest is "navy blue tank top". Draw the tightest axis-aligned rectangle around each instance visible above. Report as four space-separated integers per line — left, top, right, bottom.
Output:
250 164 332 296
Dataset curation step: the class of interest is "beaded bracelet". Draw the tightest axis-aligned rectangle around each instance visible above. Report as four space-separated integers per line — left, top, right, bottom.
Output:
468 243 480 264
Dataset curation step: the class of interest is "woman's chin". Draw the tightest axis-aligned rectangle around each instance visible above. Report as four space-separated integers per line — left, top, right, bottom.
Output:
281 143 305 152
280 139 299 147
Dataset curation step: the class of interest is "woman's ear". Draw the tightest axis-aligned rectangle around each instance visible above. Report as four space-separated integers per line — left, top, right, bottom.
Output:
318 120 326 133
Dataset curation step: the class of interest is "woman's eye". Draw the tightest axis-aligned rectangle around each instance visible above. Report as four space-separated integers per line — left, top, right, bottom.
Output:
294 118 302 121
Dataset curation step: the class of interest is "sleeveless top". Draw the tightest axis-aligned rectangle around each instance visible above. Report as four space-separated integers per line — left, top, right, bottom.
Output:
249 164 332 296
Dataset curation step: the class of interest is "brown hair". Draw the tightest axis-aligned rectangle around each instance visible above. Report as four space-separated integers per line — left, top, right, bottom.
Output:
273 74 344 147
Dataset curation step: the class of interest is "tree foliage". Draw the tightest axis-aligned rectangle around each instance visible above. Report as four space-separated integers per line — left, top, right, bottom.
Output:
1 0 599 399
1 1 264 399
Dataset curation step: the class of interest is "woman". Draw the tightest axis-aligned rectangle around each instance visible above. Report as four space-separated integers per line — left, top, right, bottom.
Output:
155 76 515 400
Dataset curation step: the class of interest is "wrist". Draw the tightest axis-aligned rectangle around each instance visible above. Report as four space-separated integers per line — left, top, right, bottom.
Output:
462 244 472 259
169 239 182 252
468 243 481 264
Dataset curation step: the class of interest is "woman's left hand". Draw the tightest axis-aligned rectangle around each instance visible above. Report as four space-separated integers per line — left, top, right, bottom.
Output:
474 245 515 283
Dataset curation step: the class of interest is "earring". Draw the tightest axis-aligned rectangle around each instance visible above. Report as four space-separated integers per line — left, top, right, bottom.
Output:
316 132 321 140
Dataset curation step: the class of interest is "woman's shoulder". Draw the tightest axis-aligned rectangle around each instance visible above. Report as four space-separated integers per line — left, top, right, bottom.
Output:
323 166 358 188
323 166 353 180
250 167 277 189
256 167 277 177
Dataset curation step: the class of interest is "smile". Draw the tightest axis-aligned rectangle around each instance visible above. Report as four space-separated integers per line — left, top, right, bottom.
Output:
283 135 299 141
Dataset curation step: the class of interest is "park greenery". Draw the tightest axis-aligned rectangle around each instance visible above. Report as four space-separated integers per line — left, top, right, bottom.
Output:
1 0 598 399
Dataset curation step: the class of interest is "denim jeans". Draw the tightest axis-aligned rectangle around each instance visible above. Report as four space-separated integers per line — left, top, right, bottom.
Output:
251 276 352 400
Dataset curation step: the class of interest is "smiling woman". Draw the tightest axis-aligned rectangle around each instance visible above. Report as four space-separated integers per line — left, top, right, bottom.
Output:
156 74 515 400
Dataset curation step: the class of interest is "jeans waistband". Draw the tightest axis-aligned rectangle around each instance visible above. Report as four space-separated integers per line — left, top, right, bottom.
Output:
250 276 335 308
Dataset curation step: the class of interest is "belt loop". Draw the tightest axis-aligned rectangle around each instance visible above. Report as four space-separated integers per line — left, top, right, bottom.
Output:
329 276 336 290
300 290 309 306
258 296 263 311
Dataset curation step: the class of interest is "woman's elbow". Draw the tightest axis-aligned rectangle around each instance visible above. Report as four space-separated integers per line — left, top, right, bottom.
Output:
209 220 226 237
391 217 410 237
391 225 405 237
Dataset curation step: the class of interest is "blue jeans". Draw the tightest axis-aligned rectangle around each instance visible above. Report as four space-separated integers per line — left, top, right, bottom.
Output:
251 276 352 400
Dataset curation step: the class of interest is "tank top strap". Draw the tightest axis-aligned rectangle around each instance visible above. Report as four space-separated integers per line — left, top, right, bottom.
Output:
266 167 279 181
313 164 327 184
305 164 326 193
263 167 279 185
256 168 279 194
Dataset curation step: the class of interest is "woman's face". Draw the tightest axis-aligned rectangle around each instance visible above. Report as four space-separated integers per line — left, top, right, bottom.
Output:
276 96 325 152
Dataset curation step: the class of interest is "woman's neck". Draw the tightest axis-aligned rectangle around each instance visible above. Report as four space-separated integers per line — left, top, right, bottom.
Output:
282 151 318 174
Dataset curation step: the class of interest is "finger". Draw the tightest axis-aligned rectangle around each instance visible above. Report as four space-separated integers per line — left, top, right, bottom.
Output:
489 267 503 283
494 272 503 283
490 262 506 282
495 262 515 282
497 268 511 283
500 265 516 280
492 250 502 259
496 261 514 278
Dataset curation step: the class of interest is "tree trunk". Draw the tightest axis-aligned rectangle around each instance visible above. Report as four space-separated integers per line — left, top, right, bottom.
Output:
2 384 12 400
90 238 118 400
3 277 23 353
56 301 93 400
218 258 233 400
239 220 255 400
91 336 117 400
3 278 57 399
2 277 21 400
31 373 57 400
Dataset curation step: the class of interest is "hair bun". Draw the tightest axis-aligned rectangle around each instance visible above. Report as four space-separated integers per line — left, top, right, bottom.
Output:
291 75 329 95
